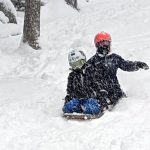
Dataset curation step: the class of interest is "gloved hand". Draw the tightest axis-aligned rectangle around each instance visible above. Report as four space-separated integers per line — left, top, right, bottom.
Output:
64 95 71 104
136 62 149 70
97 90 108 98
96 90 109 105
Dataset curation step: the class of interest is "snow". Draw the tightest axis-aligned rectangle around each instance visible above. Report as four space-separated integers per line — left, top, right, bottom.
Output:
0 0 150 150
41 0 77 23
0 11 9 23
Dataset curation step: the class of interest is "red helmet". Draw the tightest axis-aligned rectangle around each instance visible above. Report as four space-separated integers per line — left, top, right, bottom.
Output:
94 32 111 47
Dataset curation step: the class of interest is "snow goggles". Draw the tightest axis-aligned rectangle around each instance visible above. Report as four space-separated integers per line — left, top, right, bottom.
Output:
70 59 86 69
97 41 111 47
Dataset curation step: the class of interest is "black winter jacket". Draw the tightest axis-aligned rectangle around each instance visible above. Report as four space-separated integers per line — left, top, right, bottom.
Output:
65 64 97 103
65 67 86 103
84 53 144 104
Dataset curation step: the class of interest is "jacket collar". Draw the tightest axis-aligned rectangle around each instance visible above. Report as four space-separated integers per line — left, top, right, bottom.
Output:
96 52 112 57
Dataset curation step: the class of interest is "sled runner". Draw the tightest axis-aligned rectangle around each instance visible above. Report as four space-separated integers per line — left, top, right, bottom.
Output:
63 112 104 120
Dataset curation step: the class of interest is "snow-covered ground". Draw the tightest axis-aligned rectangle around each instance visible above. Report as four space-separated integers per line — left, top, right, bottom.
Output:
0 0 150 150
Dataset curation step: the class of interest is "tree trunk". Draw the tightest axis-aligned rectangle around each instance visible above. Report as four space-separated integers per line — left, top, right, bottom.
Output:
23 0 41 50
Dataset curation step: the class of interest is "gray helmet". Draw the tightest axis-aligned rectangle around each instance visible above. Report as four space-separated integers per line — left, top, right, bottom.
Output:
68 49 86 69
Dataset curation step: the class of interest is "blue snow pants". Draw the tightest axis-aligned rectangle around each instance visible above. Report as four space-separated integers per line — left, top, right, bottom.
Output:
63 98 101 115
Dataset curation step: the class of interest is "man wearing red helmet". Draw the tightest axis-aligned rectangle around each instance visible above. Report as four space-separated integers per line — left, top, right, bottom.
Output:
84 31 149 107
94 31 112 56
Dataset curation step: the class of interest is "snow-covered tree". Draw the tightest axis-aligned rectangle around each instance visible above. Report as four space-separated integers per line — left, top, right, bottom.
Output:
11 0 45 11
0 0 17 23
65 0 79 11
23 0 41 50
0 11 9 23
11 0 25 11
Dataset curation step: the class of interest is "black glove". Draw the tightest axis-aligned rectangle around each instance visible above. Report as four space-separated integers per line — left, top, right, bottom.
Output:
64 95 71 104
96 90 110 108
97 90 108 98
136 62 149 70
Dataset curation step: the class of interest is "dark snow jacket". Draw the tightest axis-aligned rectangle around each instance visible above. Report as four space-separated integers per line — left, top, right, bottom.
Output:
65 66 86 103
65 65 96 104
84 53 145 104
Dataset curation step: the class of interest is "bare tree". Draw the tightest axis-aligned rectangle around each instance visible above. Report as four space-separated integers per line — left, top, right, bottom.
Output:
23 0 41 50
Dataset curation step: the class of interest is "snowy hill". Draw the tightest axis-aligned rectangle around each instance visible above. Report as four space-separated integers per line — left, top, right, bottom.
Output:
0 0 150 150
